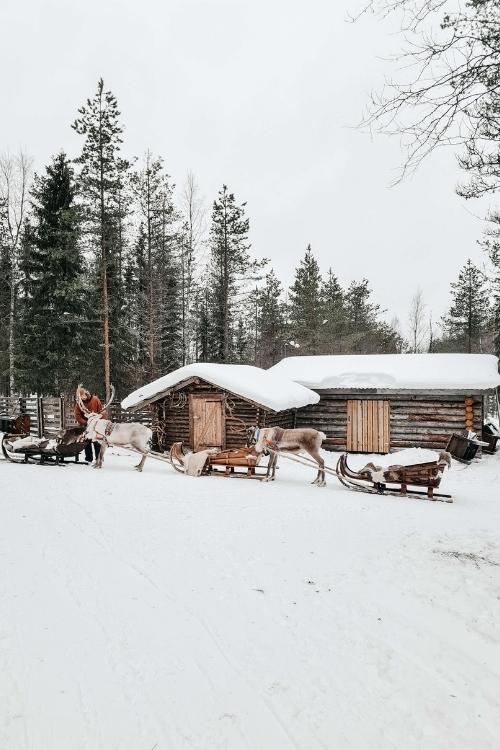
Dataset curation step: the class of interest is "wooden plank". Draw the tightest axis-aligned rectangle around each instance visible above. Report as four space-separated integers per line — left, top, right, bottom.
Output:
361 401 366 451
356 400 362 452
376 400 382 452
383 401 390 453
346 400 353 451
367 401 372 452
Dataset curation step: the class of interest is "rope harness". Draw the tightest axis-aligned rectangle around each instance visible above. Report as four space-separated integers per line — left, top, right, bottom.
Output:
262 426 285 451
88 418 116 443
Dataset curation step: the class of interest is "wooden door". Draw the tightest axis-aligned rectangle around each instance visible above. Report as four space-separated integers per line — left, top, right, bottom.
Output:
190 395 224 451
346 400 390 453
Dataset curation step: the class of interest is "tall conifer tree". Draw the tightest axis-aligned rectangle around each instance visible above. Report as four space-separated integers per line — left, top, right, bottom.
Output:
72 78 129 397
17 152 90 393
320 269 345 353
207 185 264 361
442 259 490 352
288 245 322 354
130 152 181 378
255 270 286 367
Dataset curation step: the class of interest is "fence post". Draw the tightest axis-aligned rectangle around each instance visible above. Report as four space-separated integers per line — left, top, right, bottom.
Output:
37 397 44 438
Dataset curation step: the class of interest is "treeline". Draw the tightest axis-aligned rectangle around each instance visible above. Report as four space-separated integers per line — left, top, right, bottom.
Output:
0 78 498 398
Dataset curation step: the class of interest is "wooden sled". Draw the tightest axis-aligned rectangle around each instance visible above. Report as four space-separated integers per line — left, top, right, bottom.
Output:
2 427 87 466
169 442 269 479
335 453 453 503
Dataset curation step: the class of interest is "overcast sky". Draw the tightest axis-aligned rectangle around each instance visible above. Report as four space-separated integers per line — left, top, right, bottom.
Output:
0 0 490 331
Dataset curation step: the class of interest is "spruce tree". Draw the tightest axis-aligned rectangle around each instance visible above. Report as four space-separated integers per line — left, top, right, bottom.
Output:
72 78 129 397
288 245 323 354
320 268 345 353
255 270 286 367
442 259 490 352
344 279 382 352
479 214 500 358
16 152 90 394
207 185 264 362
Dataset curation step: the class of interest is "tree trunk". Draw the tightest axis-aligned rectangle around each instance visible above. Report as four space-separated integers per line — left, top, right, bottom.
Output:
223 198 229 361
98 86 111 400
8 270 15 394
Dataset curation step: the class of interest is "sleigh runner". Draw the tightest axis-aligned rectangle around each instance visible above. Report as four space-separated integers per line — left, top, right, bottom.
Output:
2 427 88 465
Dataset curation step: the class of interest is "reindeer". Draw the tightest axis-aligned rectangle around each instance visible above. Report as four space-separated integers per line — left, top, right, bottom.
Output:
249 426 327 486
76 385 152 471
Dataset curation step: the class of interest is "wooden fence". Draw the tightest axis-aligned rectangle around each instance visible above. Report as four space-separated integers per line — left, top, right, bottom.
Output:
0 395 152 437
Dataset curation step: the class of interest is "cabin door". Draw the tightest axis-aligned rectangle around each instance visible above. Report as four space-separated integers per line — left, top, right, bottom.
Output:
190 395 224 451
346 400 390 453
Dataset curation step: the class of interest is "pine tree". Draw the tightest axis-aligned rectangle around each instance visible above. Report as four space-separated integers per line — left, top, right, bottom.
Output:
442 259 490 352
16 152 90 394
319 268 345 353
72 78 129 397
288 245 323 354
206 185 264 362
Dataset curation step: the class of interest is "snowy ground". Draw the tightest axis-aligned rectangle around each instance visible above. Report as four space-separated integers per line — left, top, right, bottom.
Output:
1 446 499 750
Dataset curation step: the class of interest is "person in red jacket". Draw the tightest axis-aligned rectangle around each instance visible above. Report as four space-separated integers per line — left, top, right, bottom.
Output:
74 386 106 464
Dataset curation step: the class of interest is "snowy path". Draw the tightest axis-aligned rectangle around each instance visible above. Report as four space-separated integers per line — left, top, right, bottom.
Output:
1 448 499 749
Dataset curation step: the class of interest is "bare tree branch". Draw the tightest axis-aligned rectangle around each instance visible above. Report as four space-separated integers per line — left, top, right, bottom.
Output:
356 1 500 188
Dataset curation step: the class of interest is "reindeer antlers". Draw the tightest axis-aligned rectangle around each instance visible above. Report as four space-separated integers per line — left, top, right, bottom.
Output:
76 383 115 416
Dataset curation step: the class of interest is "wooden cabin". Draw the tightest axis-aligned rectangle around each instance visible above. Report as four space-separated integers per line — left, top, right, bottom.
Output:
269 354 500 453
121 363 319 452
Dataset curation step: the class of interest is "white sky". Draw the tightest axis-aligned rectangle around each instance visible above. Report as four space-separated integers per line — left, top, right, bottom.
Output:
0 0 491 332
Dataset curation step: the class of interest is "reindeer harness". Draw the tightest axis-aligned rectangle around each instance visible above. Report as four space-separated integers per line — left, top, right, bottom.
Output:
86 417 117 443
261 427 285 451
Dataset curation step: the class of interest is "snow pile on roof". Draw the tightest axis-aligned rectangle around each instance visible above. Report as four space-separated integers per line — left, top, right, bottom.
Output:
269 354 500 391
122 363 320 412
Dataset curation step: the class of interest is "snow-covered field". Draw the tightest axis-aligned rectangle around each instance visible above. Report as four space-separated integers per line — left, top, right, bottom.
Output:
1 447 499 750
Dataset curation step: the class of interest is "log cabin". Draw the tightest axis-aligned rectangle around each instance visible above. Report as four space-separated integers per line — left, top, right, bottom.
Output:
269 353 500 453
121 363 319 452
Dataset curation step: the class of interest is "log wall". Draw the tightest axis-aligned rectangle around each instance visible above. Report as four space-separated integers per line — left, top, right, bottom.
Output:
153 380 275 451
295 391 484 452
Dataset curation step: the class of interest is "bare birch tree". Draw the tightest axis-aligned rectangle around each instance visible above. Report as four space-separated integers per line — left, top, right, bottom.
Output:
358 1 500 189
407 287 427 352
0 150 33 392
180 171 205 365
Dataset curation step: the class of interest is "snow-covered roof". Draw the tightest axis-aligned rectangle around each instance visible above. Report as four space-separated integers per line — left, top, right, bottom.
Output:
122 363 320 412
268 354 500 391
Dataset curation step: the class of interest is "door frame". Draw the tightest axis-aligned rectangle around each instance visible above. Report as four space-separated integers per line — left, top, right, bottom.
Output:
189 393 225 451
